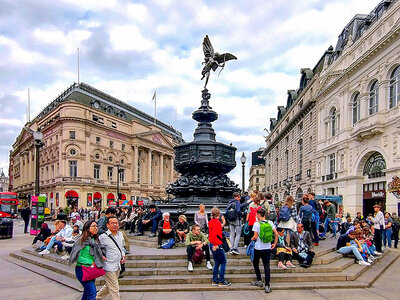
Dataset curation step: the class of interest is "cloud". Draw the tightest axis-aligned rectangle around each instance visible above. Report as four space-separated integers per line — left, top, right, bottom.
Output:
0 0 383 188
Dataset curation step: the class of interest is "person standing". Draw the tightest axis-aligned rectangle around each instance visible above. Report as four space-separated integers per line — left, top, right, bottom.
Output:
69 220 105 300
250 208 278 293
194 204 209 234
208 207 230 287
245 195 262 247
391 212 400 248
20 205 31 233
323 200 336 236
299 196 314 233
277 196 298 240
97 216 125 300
368 204 384 254
225 192 242 255
383 212 393 249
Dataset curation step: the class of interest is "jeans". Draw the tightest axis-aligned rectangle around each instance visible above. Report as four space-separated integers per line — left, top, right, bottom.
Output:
252 249 271 284
283 228 293 242
374 229 383 252
229 224 241 250
393 230 399 248
311 221 319 243
75 266 97 300
211 246 227 283
324 218 332 234
383 229 392 248
45 236 63 251
138 218 159 234
187 245 211 262
338 246 363 261
23 218 30 233
292 250 315 265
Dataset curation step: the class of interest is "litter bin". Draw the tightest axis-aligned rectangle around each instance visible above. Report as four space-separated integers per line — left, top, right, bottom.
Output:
0 218 13 239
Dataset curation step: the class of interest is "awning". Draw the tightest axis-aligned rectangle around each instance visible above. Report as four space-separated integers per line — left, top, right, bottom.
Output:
65 190 79 198
107 193 115 200
315 195 343 205
120 193 126 200
94 192 102 199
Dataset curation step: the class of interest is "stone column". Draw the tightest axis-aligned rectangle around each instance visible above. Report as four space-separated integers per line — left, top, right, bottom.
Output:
28 150 33 183
170 156 174 183
147 149 152 184
159 154 164 186
133 146 139 182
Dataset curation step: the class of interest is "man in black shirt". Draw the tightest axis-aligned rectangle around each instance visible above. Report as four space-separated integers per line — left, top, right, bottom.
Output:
20 206 31 233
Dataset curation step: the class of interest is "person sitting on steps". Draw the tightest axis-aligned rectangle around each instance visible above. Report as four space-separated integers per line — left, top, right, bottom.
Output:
185 224 213 272
175 215 189 244
336 230 371 266
290 223 315 268
157 212 176 248
136 204 162 237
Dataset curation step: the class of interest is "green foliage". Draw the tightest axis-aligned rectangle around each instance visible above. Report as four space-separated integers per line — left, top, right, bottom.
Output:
64 206 71 215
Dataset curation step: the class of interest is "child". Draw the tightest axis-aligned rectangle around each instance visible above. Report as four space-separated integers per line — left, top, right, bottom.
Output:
332 214 341 238
208 207 230 287
275 227 295 269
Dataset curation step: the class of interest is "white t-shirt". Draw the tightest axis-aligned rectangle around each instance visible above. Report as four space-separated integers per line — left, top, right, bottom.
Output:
252 220 275 250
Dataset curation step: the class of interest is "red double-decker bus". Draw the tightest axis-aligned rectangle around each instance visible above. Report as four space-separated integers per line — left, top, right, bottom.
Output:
0 192 19 218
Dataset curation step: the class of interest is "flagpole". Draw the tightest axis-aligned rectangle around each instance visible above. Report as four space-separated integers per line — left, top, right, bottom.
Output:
77 48 80 85
153 91 157 124
27 88 30 123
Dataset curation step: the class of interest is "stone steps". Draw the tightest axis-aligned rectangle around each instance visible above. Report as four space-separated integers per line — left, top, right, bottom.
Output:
7 245 399 293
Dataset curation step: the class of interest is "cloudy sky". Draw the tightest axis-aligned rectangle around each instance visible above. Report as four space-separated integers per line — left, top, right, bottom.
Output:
0 0 381 188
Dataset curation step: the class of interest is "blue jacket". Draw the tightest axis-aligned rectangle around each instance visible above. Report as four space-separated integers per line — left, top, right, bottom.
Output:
246 240 255 261
226 199 242 219
142 208 162 222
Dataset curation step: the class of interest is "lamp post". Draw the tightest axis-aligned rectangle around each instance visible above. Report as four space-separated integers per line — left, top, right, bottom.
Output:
240 152 246 194
33 131 44 236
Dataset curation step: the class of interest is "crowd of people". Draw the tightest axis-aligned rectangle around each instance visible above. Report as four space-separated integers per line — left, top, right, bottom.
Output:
29 190 400 298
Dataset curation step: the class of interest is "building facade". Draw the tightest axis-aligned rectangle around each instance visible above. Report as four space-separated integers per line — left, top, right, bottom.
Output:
315 0 400 216
248 148 266 192
263 62 325 202
0 169 9 192
10 82 183 210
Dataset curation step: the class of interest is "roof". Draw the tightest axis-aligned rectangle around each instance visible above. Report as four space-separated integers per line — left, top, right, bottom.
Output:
34 82 183 141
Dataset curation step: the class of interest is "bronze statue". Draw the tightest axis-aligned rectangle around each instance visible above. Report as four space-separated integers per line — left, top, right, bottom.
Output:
201 35 237 88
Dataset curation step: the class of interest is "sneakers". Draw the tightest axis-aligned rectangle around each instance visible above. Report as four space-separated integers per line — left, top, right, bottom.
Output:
278 261 287 269
367 257 373 263
61 254 70 260
188 261 194 272
251 280 264 287
264 283 272 293
212 282 219 286
149 233 156 237
313 243 319 246
370 255 377 261
374 252 382 256
206 261 213 270
285 261 296 268
218 281 231 287
231 249 240 255
358 260 371 266
299 263 310 268
38 249 50 255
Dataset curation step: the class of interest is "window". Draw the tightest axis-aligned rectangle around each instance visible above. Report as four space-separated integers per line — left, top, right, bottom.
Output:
256 170 259 175
111 121 117 129
108 156 113 162
93 115 104 124
369 80 379 115
69 131 75 140
95 153 100 160
108 166 113 180
119 169 125 182
122 144 125 151
256 177 259 183
70 149 76 155
389 66 400 108
51 165 54 178
285 150 289 178
309 112 313 123
298 139 303 174
120 159 125 165
94 164 100 179
352 93 360 124
330 108 336 137
298 122 303 132
69 160 77 177
328 153 336 175
96 137 100 144
110 141 114 148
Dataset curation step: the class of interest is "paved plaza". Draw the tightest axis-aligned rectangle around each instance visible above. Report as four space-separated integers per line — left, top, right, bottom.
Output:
0 220 398 299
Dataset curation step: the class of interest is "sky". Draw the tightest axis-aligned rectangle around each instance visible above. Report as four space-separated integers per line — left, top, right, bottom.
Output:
0 0 381 188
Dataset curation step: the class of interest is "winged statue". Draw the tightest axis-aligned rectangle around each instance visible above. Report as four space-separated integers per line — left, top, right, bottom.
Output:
201 35 237 88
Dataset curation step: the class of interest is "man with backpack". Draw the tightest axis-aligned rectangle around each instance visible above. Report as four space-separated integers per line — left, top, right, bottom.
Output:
299 196 314 233
225 192 242 255
185 224 213 272
250 208 278 293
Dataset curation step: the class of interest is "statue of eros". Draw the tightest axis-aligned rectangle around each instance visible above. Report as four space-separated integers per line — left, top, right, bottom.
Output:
201 35 237 89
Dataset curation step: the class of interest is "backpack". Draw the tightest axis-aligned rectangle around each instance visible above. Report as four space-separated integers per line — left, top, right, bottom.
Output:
313 200 323 216
259 220 274 243
192 248 204 264
278 205 291 222
392 220 400 231
301 207 313 224
225 203 238 223
161 238 175 249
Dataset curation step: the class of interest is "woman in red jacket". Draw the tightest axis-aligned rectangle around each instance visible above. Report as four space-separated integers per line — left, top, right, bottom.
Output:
208 207 231 287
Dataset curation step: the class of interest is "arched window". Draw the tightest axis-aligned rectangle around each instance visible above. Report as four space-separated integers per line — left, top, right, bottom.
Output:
363 152 386 178
330 108 337 137
298 139 303 174
352 93 360 124
369 81 379 115
296 187 303 202
389 66 400 108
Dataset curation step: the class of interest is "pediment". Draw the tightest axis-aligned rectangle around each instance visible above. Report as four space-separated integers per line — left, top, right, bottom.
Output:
134 131 174 148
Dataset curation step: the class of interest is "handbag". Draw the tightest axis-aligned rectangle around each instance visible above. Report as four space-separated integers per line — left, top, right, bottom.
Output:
82 263 106 281
107 233 126 275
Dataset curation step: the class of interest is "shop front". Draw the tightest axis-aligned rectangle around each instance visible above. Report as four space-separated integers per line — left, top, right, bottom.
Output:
363 181 386 217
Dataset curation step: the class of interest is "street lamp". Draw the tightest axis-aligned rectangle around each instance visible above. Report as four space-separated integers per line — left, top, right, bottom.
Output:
33 130 44 236
240 152 246 194
116 164 120 207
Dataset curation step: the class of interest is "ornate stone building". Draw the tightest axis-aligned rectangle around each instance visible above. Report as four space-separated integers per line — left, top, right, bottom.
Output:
315 0 400 216
10 82 183 209
0 169 9 192
248 148 266 192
